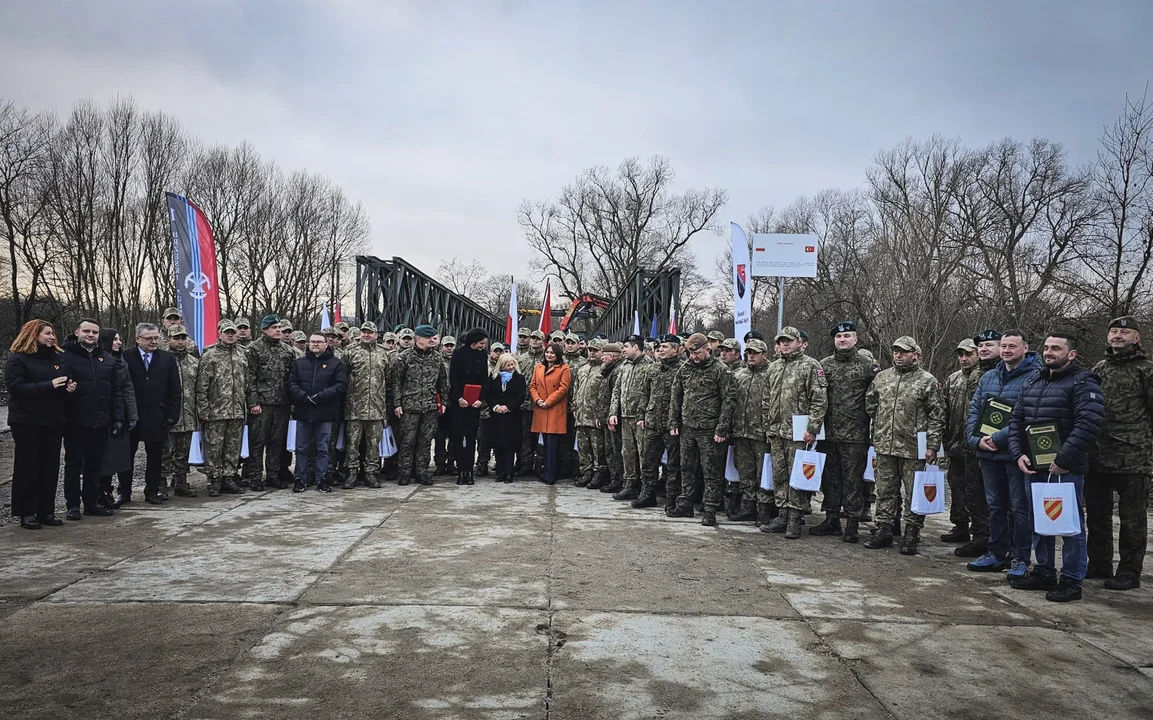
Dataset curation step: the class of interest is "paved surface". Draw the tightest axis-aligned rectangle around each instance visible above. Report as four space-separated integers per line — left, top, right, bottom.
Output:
0 468 1151 719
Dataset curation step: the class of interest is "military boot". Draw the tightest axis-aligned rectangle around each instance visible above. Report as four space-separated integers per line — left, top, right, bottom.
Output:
206 478 222 497
249 476 265 492
899 526 921 556
173 474 198 498
220 477 243 494
842 517 860 543
940 522 970 543
341 472 358 490
663 495 678 517
365 472 382 488
762 512 788 534
808 511 842 537
475 461 489 477
669 503 694 519
158 481 170 502
731 498 758 522
700 510 717 527
725 493 742 520
612 487 639 501
784 509 804 539
631 493 658 509
575 472 592 488
954 536 988 558
755 502 772 527
600 478 623 494
860 503 873 523
864 525 893 549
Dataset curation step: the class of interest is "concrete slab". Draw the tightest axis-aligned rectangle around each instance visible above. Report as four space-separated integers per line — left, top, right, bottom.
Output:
551 517 798 618
397 480 552 516
552 488 686 522
813 621 1153 719
303 511 551 608
0 601 280 720
550 611 888 720
186 604 548 720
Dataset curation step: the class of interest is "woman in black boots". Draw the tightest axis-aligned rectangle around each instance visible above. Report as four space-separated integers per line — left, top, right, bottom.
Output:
484 353 526 483
449 328 490 485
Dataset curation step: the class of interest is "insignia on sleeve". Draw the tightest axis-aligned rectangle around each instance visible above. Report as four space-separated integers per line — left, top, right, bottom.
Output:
815 368 825 377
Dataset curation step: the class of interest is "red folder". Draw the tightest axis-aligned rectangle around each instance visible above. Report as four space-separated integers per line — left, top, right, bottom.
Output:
463 384 482 405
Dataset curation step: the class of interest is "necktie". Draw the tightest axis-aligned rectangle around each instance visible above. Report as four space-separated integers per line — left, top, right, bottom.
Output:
144 352 151 370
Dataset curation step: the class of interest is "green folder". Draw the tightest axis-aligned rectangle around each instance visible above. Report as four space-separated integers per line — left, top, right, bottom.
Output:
978 397 1013 436
1026 423 1062 469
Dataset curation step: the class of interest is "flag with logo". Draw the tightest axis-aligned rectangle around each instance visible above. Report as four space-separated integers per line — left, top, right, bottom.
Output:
1031 476 1081 536
506 278 518 353
789 446 824 492
731 222 752 348
911 466 946 515
166 192 221 351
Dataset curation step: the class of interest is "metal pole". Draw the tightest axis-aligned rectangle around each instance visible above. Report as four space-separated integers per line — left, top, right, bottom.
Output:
777 276 785 333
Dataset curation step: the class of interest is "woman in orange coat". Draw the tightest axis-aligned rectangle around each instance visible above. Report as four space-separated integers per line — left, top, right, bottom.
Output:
530 342 572 485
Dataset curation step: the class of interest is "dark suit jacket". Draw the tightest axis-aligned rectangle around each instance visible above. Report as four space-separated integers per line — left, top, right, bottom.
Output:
125 346 182 443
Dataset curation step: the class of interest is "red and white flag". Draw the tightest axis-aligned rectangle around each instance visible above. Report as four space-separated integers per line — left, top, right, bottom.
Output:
506 279 518 353
334 301 342 324
668 306 678 335
539 279 552 337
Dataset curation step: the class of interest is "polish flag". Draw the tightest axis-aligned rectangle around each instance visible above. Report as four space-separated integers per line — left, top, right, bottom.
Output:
334 301 342 324
668 306 678 335
506 279 518 353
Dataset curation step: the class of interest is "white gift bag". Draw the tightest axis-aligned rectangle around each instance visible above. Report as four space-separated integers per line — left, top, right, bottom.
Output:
760 452 774 491
791 415 825 442
724 446 740 482
285 419 298 452
863 446 877 482
538 433 544 446
335 423 345 451
379 425 398 458
789 447 825 492
240 425 250 459
188 430 204 465
574 435 579 451
661 449 668 465
910 465 946 515
1032 476 1081 536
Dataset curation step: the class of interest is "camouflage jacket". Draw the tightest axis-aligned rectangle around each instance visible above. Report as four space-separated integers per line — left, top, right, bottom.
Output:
572 358 607 427
517 348 544 409
669 355 734 435
565 351 587 376
644 356 682 430
343 342 391 420
764 349 829 440
866 361 945 459
610 354 654 418
944 366 977 457
731 360 772 440
598 358 625 422
245 334 296 407
1091 344 1153 472
195 342 249 421
820 348 878 443
391 346 449 414
170 345 200 433
160 324 200 358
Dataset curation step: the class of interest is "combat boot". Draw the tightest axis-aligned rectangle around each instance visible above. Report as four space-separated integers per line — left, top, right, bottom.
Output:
600 478 623 494
808 512 842 536
724 493 741 520
940 522 970 543
899 526 921 555
731 498 758 522
784 509 803 539
954 537 988 558
249 476 265 492
761 512 788 534
663 496 678 517
158 482 170 502
206 479 221 497
587 471 607 490
669 503 694 519
755 502 772 527
842 517 860 543
860 503 873 523
365 473 382 489
173 474 197 498
575 473 591 488
612 487 639 501
631 493 658 509
341 472 357 490
864 525 893 549
700 510 717 527
220 477 243 494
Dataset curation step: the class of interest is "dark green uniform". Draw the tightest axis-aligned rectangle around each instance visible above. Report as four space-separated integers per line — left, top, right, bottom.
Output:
392 345 450 483
669 355 734 513
819 348 877 520
610 354 654 494
242 334 296 488
642 355 682 507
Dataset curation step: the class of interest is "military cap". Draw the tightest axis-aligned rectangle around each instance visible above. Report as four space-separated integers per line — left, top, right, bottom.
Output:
162 307 182 320
593 333 609 340
645 341 656 350
588 338 606 350
530 330 545 340
720 338 740 351
168 324 189 338
685 333 710 351
217 318 237 333
381 331 397 342
956 338 978 353
335 321 349 332
414 324 437 338
601 342 623 353
491 342 506 352
234 318 251 329
657 333 681 346
279 320 294 332
1109 316 1140 332
577 334 586 342
859 348 876 361
260 314 280 330
292 330 307 342
976 329 1002 342
398 327 416 339
518 327 530 337
799 329 810 341
706 330 725 342
892 336 922 354
746 338 769 354
441 336 457 346
832 320 857 336
775 326 801 342
743 329 765 342
322 326 339 336
564 333 580 342
359 321 377 333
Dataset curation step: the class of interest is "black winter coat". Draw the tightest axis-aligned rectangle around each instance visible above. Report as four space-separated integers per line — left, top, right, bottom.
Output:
1008 363 1104 474
484 372 527 450
288 348 347 423
450 345 490 436
5 345 69 426
59 341 122 428
124 347 182 443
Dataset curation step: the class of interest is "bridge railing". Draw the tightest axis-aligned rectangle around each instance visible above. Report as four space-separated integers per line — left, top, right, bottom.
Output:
590 267 681 340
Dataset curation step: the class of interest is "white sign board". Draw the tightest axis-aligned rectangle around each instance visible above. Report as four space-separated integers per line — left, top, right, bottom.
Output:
751 233 819 278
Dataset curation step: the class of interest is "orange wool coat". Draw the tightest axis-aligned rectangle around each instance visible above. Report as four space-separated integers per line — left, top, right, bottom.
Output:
530 361 572 435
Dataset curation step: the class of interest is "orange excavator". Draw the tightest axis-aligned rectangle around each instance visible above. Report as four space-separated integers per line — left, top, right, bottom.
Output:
559 293 610 332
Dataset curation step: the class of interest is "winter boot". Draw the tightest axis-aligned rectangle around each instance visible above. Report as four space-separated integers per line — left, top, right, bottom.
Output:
701 510 717 527
864 525 893 549
940 522 970 543
612 487 639 501
365 472 382 488
725 493 742 520
842 517 860 543
899 526 921 556
206 478 222 497
587 470 608 490
575 473 591 488
342 472 358 490
808 511 842 536
664 495 679 517
631 493 658 509
600 478 624 494
475 461 489 477
249 476 265 492
731 498 758 522
784 509 804 539
220 477 243 494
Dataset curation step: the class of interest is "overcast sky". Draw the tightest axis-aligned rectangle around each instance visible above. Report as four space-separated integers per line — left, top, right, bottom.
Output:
1 0 1150 294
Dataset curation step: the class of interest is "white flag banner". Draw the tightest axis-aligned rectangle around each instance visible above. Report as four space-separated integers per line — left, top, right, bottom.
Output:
188 430 204 465
731 222 752 348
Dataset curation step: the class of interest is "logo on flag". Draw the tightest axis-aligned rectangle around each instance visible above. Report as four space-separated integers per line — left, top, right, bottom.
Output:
802 462 816 480
923 484 937 503
185 271 212 300
1044 498 1063 521
735 263 747 299
805 246 815 252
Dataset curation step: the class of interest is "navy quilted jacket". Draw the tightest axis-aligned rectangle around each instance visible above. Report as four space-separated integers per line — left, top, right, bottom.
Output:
1008 363 1104 474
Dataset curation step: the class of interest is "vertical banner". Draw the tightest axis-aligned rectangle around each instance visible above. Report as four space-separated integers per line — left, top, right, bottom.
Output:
334 301 342 324
506 279 518 353
731 222 752 348
539 279 552 337
632 310 640 336
166 192 221 351
320 301 332 330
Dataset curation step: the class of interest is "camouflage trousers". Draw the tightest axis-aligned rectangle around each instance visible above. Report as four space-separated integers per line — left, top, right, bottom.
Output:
203 419 244 481
620 418 645 492
398 410 438 481
242 404 290 483
945 452 989 537
1086 470 1150 578
817 440 866 519
770 438 808 512
875 454 927 530
576 424 606 481
162 431 192 479
731 437 767 505
603 423 623 484
346 419 383 473
642 429 679 498
678 429 723 511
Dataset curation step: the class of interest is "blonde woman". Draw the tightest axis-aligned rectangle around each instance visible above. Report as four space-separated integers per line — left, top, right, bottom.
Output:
484 353 527 483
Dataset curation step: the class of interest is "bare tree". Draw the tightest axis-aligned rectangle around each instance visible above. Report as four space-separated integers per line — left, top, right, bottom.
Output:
434 256 489 298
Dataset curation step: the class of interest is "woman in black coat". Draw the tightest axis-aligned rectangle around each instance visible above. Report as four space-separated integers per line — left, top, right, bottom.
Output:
97 328 138 508
484 352 527 483
449 328 490 485
5 320 74 529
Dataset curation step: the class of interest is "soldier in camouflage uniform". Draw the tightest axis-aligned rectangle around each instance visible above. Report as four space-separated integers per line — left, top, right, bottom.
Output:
160 325 200 497
397 327 415 352
762 326 829 539
609 335 655 501
235 318 252 347
719 338 742 370
516 330 545 473
279 320 296 348
434 335 457 474
728 338 772 522
669 333 735 525
160 307 201 358
639 334 683 513
596 342 626 492
241 315 296 490
562 333 586 479
941 338 980 544
864 336 945 555
706 330 725 358
292 330 307 354
1088 316 1153 591
342 321 390 488
475 342 505 476
573 339 608 487
950 329 1001 557
392 324 450 485
195 319 249 496
812 321 879 543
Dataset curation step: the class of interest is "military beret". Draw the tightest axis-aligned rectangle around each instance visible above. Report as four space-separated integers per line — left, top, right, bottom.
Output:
440 336 457 346
260 314 280 330
292 330 307 342
625 334 645 347
530 330 545 340
577 335 586 342
892 336 922 354
720 338 740 351
832 320 857 336
601 342 622 353
518 327 530 337
1109 316 1140 332
335 322 349 332
414 324 437 338
279 321 294 332
394 324 406 333
956 338 978 353
360 321 377 333
168 324 189 338
746 338 769 354
799 330 810 341
976 329 1002 342
162 307 182 320
743 330 765 342
234 318 251 329
398 328 416 339
658 333 681 346
321 326 338 337
685 333 710 351
775 326 801 342
706 330 725 342
217 318 237 333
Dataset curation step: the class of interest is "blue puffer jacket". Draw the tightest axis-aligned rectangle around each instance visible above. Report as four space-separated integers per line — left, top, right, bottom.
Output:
1008 364 1104 474
966 352 1041 460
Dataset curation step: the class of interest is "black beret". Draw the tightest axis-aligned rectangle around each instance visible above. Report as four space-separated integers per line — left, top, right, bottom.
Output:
832 321 857 336
976 329 1003 342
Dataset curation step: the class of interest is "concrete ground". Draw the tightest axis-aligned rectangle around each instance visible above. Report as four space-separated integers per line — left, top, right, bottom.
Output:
0 456 1152 719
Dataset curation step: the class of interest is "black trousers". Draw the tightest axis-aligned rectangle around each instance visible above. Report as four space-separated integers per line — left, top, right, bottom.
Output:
10 423 63 518
495 447 516 477
122 438 164 494
454 408 481 471
63 426 108 511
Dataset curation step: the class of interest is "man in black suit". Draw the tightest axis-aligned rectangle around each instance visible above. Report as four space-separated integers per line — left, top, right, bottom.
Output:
124 322 182 504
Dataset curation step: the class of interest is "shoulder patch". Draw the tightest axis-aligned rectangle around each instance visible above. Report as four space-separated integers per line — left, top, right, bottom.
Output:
872 365 880 373
815 367 825 377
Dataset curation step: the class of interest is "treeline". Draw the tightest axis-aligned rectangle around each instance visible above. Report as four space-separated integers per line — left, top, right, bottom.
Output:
0 95 369 343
